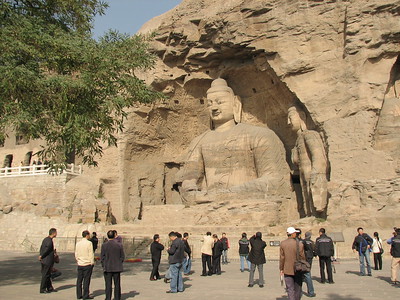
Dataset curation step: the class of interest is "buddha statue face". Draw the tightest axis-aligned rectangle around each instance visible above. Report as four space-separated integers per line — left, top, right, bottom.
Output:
288 106 306 132
207 91 234 125
206 78 242 128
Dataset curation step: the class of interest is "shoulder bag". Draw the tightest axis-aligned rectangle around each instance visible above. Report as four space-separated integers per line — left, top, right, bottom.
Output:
294 239 311 273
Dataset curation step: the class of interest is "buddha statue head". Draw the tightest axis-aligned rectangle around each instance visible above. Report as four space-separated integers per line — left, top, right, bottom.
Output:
288 106 307 132
206 78 242 129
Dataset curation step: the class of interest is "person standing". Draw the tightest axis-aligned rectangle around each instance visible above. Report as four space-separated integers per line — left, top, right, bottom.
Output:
200 231 214 276
150 234 164 281
302 231 316 296
75 230 95 300
352 227 373 276
90 232 99 253
372 232 383 270
39 228 57 294
166 231 185 293
114 230 122 244
248 232 266 288
220 233 230 264
182 232 192 275
315 228 334 284
280 227 304 300
239 233 251 272
390 228 400 285
101 230 125 300
212 234 223 275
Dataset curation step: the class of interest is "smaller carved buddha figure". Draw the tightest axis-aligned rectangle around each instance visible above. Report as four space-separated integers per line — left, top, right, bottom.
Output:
288 106 329 216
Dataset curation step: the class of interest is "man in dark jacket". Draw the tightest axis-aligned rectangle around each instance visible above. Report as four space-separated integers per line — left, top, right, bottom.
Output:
303 231 316 297
220 233 230 264
352 227 373 276
39 228 57 294
101 230 125 300
316 228 334 284
90 232 98 253
212 234 223 275
390 228 400 285
150 234 164 281
248 232 267 288
166 231 185 293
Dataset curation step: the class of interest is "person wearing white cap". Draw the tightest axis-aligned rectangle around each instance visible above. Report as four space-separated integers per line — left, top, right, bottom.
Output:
280 227 305 300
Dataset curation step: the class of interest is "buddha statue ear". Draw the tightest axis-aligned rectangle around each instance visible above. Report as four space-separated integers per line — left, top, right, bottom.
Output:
298 110 307 131
233 95 242 123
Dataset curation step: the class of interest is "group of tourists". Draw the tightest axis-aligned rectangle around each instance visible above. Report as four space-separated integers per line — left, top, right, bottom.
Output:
280 226 400 300
38 225 400 299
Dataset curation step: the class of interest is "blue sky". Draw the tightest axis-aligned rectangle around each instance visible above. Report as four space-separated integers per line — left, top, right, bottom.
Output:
92 0 182 39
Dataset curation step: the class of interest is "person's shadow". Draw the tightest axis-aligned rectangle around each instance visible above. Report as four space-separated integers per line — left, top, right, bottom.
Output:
122 290 140 299
91 289 140 299
345 270 361 276
55 284 75 291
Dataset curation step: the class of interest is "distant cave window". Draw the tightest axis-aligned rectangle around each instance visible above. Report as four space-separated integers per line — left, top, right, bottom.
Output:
3 154 13 168
174 100 180 104
0 139 4 147
15 134 28 145
24 151 33 166
200 99 205 104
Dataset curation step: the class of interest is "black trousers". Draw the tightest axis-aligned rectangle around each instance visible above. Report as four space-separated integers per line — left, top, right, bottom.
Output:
319 256 333 283
104 272 121 300
150 259 161 279
77 265 94 299
212 255 221 274
373 252 383 270
40 263 53 292
201 254 212 275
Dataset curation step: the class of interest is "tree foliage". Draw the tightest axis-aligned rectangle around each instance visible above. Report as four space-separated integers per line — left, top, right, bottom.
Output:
0 0 162 166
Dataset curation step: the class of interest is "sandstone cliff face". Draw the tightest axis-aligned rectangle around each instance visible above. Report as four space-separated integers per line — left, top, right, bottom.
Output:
117 0 400 227
1 0 399 231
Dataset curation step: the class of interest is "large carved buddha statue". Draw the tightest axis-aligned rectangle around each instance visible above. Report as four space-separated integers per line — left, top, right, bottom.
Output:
176 78 290 204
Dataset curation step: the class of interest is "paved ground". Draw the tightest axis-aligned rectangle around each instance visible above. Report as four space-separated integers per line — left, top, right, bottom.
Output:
0 251 398 299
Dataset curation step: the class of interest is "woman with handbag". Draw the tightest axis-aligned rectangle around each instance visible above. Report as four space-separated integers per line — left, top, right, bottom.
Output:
372 232 383 270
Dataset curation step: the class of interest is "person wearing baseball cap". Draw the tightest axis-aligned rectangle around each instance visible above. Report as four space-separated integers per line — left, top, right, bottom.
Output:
280 227 305 300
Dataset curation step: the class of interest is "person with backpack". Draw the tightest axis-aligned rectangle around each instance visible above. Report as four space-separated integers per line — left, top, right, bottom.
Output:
352 227 373 276
303 231 317 297
390 228 400 285
239 233 251 272
220 233 230 264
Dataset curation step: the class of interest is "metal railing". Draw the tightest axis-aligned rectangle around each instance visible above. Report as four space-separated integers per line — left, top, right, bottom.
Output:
0 163 82 178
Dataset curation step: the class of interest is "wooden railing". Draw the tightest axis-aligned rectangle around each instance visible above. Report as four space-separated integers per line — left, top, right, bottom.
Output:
0 163 82 177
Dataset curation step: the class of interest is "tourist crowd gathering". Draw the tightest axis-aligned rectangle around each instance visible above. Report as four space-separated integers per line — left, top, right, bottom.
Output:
38 226 400 299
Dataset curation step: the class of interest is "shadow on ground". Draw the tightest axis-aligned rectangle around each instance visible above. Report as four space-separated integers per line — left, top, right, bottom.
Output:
0 252 163 287
277 294 364 300
345 270 361 276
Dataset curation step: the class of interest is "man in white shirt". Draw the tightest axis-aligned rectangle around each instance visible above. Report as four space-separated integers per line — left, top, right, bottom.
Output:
75 230 95 300
201 232 214 276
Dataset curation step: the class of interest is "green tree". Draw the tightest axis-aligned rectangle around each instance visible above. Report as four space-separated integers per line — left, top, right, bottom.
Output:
0 0 161 166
